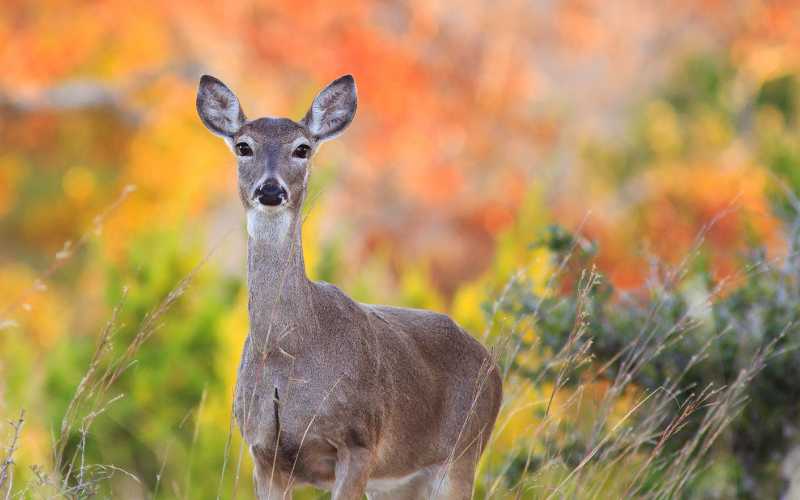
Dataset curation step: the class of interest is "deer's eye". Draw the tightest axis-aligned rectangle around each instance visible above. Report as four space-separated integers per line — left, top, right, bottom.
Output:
235 142 253 156
293 144 311 159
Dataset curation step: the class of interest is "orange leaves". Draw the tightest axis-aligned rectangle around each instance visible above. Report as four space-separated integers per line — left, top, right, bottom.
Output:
558 157 781 289
1 0 797 296
103 79 233 258
0 0 170 88
0 265 68 349
2 0 558 294
731 1 800 83
0 155 23 218
639 160 778 266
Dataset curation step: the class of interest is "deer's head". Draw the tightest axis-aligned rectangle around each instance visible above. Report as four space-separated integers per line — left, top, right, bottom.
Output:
196 74 357 213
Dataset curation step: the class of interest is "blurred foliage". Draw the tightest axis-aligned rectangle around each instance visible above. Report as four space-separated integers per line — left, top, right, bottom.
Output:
3 0 800 498
514 219 800 497
47 231 241 496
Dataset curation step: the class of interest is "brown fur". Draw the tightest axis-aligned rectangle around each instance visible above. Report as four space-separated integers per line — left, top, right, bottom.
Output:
197 74 502 499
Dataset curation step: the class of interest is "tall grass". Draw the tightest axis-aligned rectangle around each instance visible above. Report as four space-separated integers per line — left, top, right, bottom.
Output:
1 202 796 498
476 205 799 498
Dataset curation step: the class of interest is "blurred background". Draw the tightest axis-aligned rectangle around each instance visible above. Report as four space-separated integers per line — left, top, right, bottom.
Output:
2 0 800 498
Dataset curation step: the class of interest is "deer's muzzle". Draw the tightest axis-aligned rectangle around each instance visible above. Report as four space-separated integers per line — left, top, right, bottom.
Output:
254 180 288 207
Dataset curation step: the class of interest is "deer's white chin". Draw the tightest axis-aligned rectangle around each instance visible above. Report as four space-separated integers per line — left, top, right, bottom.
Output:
253 202 288 213
247 208 292 242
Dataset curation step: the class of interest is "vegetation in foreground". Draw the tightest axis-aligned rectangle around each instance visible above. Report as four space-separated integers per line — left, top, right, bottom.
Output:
2 199 799 498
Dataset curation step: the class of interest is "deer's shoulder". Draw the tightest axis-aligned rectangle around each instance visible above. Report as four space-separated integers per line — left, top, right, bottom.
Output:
310 281 455 333
361 304 491 367
309 281 491 366
362 303 457 334
308 280 369 319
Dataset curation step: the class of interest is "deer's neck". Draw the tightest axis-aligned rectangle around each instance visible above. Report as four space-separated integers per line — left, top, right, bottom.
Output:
246 208 311 349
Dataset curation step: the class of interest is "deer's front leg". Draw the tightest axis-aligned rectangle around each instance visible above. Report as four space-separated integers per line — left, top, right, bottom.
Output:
252 449 292 500
332 446 374 500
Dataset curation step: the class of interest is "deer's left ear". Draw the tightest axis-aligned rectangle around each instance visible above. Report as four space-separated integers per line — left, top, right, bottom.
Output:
301 75 357 142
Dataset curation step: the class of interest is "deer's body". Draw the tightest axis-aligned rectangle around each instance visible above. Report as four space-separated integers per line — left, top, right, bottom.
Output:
198 76 502 499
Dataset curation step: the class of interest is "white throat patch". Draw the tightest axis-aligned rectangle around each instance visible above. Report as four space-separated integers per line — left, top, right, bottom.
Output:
246 208 292 245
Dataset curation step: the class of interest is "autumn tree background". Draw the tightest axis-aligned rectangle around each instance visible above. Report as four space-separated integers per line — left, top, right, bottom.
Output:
2 1 800 498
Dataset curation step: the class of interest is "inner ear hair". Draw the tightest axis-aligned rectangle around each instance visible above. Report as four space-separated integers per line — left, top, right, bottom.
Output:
196 75 246 138
303 74 357 142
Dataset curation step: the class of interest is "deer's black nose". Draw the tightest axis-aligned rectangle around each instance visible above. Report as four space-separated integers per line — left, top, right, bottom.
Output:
255 180 287 207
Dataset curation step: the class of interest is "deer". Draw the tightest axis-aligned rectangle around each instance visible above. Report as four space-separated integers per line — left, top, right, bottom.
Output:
196 73 503 500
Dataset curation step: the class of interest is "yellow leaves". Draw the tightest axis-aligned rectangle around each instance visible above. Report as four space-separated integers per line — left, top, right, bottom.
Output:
734 37 798 87
493 383 545 452
399 263 445 312
302 199 324 280
451 281 487 335
644 99 733 159
0 265 67 349
62 165 96 204
126 82 229 206
755 104 788 137
100 79 233 258
692 109 732 152
205 281 248 427
453 185 553 338
490 187 552 295
644 100 682 160
216 287 248 399
0 154 23 218
94 6 171 77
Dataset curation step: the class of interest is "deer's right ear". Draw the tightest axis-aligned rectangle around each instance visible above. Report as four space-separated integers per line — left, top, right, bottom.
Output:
196 75 246 138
